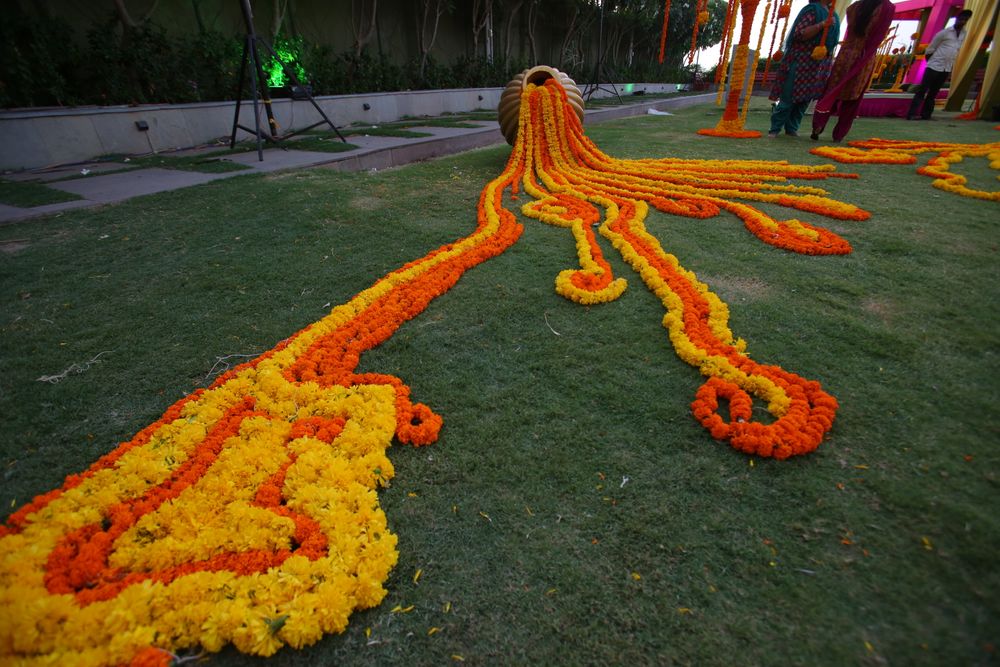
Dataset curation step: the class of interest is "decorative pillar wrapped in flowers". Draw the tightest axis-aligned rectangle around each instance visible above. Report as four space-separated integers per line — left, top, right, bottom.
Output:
699 0 765 137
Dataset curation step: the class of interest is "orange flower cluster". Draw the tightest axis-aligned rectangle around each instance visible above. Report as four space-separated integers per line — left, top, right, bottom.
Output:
509 78 865 457
812 138 1000 201
43 399 334 607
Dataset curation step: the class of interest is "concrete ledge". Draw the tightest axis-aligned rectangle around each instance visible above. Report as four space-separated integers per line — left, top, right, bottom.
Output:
0 83 690 172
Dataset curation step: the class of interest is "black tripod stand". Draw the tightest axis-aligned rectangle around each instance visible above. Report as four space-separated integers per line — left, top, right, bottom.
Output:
582 0 623 103
229 0 345 161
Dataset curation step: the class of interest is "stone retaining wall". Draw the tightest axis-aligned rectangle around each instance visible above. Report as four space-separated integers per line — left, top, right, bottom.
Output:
0 83 686 172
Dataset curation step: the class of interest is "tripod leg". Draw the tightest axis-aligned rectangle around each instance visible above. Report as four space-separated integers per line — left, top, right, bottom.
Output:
257 39 347 143
250 39 280 139
230 38 250 149
246 35 265 161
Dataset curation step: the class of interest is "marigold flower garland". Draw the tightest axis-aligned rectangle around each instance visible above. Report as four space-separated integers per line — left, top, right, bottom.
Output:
715 0 741 102
0 118 527 665
688 0 710 64
812 138 1000 201
761 1 789 98
658 0 673 64
516 79 859 460
2 76 871 666
811 5 836 60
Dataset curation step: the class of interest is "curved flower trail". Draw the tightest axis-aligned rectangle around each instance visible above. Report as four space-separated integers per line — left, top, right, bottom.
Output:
515 79 865 460
1 77 868 665
811 138 1000 202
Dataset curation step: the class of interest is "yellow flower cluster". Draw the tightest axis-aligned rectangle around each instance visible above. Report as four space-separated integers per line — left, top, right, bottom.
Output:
812 139 1000 201
0 376 399 664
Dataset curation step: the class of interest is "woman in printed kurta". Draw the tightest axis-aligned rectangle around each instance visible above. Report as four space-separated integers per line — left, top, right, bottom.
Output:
811 0 896 142
767 0 841 137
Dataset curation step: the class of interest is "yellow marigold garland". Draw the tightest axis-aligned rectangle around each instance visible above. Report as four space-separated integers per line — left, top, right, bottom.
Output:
2 76 875 666
0 113 527 665
740 0 772 126
715 0 741 103
812 138 1000 201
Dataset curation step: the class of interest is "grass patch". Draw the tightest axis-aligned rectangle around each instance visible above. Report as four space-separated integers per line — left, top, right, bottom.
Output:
0 180 83 207
1 99 997 666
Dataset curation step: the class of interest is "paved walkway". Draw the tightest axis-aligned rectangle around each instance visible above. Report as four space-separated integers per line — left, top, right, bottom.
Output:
0 93 714 225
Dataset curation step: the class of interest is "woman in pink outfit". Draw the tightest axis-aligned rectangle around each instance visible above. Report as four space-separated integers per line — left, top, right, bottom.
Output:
810 0 895 142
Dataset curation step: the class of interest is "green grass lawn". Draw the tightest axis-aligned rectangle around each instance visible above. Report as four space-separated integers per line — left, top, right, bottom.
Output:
0 99 997 666
0 180 83 207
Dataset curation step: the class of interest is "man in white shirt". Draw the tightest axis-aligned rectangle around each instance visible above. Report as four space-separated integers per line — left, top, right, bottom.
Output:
906 9 973 120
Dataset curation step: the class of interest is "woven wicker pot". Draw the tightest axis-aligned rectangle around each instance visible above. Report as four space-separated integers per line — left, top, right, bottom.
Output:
498 65 585 146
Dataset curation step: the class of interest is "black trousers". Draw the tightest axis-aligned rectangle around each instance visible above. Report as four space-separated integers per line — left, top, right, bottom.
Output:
907 67 949 119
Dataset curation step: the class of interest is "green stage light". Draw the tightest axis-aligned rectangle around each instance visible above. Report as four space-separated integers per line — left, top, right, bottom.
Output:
266 37 308 88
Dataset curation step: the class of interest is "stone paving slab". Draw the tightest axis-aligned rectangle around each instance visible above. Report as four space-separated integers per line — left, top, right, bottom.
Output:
222 148 350 172
47 168 230 203
4 162 139 183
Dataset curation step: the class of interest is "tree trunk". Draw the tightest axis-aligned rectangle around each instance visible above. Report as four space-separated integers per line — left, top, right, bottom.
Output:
526 0 539 64
557 5 580 69
270 0 289 40
471 0 491 57
418 0 447 81
352 0 378 58
190 0 205 33
502 0 524 62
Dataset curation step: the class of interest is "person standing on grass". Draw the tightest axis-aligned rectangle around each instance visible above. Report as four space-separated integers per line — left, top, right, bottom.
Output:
906 9 972 120
767 0 841 138
810 0 896 142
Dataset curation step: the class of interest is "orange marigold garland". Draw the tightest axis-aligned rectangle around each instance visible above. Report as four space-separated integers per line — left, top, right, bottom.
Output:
658 0 673 64
2 75 872 665
812 138 1000 201
762 1 792 88
688 0 709 64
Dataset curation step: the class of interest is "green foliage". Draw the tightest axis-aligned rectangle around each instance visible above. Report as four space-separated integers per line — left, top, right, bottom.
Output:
265 36 308 89
81 14 183 105
0 1 732 108
0 6 81 108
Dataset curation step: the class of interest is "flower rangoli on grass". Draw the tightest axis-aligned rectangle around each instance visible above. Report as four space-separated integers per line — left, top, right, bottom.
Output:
3 78 888 664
